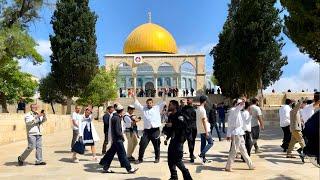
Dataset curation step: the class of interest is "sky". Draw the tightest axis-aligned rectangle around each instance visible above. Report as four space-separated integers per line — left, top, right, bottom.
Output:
20 0 319 93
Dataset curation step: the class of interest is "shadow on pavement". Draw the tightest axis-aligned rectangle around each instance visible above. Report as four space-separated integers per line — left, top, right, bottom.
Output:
125 177 161 180
54 150 71 154
3 161 33 166
83 163 102 173
195 165 224 173
266 174 297 180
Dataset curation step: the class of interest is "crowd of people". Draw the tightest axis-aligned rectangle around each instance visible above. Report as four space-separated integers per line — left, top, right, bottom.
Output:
15 91 319 179
279 92 320 164
119 87 199 98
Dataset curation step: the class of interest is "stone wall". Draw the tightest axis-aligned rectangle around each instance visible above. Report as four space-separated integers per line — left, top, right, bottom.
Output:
0 114 72 145
262 107 280 127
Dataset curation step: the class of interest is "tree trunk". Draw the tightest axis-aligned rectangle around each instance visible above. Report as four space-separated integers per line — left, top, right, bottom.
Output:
96 105 100 120
0 93 9 113
259 77 264 107
50 101 55 114
66 97 72 114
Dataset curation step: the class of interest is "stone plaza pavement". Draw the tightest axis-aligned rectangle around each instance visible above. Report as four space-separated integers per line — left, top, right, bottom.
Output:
0 122 318 180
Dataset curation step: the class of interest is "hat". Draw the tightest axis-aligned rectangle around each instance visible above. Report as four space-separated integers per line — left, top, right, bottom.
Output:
115 105 124 111
199 95 207 102
128 105 135 109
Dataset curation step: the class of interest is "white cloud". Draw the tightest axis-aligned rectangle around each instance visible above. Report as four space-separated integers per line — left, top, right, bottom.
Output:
36 40 52 57
19 39 52 78
265 60 320 93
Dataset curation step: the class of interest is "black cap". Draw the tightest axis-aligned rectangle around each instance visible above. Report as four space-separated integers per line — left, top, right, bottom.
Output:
199 95 207 102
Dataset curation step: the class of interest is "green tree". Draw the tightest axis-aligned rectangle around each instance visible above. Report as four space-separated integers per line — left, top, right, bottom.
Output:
280 0 320 62
39 73 67 114
0 0 44 65
0 60 38 113
211 0 287 98
50 0 99 114
77 68 118 119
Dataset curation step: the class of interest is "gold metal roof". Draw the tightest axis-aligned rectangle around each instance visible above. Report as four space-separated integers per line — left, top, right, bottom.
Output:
123 23 177 54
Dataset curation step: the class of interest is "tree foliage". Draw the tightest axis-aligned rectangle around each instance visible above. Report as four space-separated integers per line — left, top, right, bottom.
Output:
0 60 38 112
211 0 287 98
77 68 118 107
50 0 99 113
280 0 320 62
39 73 67 114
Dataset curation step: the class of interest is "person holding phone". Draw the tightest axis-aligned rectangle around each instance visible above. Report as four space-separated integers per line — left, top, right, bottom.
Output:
18 104 47 166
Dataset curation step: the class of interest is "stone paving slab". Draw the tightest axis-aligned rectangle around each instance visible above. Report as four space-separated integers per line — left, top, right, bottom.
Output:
0 122 318 180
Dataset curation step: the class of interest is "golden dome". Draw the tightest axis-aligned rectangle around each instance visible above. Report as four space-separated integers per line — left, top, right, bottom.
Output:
123 23 177 54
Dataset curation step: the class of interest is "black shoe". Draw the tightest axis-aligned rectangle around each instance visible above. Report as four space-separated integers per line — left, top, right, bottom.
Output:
299 153 305 163
136 159 143 164
190 155 196 159
154 159 160 163
190 158 194 163
128 156 136 162
17 156 24 166
128 168 139 174
297 148 303 155
35 162 46 165
169 177 178 180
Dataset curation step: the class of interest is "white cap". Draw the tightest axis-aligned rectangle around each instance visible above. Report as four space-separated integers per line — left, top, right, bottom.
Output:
237 99 243 104
115 105 124 111
128 105 135 109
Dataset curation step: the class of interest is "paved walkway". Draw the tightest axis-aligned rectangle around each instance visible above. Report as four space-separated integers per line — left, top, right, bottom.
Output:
0 123 318 180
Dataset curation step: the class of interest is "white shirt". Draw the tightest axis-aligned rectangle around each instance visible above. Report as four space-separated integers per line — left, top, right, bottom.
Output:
251 105 262 127
71 112 83 130
196 105 210 134
134 99 165 129
227 104 245 137
123 112 132 129
279 105 291 127
242 110 251 132
301 103 314 123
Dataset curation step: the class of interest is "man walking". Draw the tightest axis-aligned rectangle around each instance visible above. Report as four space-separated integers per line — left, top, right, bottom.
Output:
209 104 221 141
225 98 254 172
287 99 305 159
250 98 264 154
196 95 213 164
123 105 140 161
279 99 292 152
71 106 82 151
167 100 193 180
181 97 197 163
134 92 167 163
18 104 47 166
99 105 138 173
102 106 114 154
217 103 226 133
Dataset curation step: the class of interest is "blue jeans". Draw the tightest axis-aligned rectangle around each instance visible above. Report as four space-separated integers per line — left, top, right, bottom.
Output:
200 133 214 158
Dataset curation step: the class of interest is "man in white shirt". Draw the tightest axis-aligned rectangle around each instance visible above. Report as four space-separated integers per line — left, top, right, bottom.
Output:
301 99 320 124
134 93 167 163
196 95 213 164
279 99 292 152
242 102 253 157
18 104 47 166
250 98 264 154
226 98 254 172
71 106 82 151
123 105 140 161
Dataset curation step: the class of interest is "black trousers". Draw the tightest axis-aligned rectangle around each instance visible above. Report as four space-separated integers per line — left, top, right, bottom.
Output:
186 128 197 159
281 126 291 150
138 128 160 161
99 140 131 171
168 138 192 180
210 123 221 141
244 131 253 156
102 133 108 153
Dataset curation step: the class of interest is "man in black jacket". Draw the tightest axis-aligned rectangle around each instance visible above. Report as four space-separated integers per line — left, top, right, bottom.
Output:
99 105 138 174
167 100 192 180
208 104 221 141
102 106 114 154
181 97 197 163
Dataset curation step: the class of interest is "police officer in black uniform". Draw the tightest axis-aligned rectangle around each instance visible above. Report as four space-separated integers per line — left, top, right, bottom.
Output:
181 97 197 163
167 100 192 180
